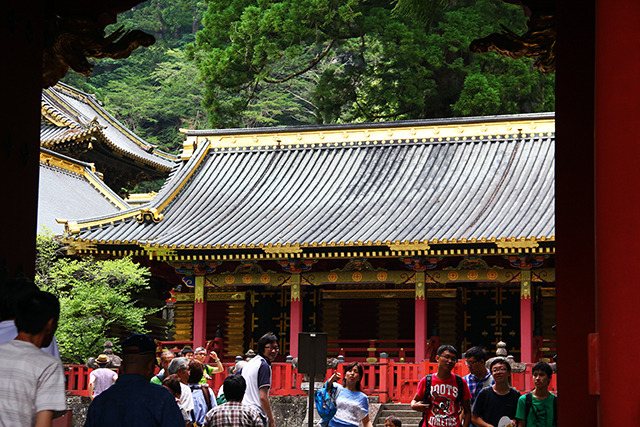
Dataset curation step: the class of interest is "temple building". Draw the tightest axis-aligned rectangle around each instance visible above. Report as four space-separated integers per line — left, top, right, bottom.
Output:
60 112 556 363
38 83 180 233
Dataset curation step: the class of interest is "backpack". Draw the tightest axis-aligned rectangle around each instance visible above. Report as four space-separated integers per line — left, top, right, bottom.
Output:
315 381 339 421
418 374 465 426
524 392 557 427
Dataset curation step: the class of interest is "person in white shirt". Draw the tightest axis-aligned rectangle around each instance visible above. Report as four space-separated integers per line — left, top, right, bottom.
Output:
0 289 66 427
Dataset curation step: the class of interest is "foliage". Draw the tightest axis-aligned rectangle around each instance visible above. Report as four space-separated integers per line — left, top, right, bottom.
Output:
35 233 158 364
189 0 555 127
61 0 209 156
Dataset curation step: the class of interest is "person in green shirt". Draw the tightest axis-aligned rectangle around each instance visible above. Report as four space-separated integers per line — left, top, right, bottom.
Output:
194 346 224 385
150 350 175 385
515 362 557 427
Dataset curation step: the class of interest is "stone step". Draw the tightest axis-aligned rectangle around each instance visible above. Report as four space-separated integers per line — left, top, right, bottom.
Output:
374 403 423 427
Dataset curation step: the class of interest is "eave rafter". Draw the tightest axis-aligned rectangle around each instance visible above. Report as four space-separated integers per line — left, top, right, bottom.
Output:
61 235 555 262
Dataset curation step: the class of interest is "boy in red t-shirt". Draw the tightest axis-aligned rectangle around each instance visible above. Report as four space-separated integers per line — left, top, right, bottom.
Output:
411 345 472 427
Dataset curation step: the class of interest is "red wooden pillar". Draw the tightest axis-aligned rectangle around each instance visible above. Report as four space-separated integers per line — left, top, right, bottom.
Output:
594 1 640 424
414 272 428 362
193 275 207 349
519 270 533 363
289 276 302 358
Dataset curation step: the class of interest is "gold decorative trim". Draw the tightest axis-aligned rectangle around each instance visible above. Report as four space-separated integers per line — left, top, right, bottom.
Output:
496 238 540 249
263 245 303 254
136 207 164 224
388 242 431 252
181 118 554 149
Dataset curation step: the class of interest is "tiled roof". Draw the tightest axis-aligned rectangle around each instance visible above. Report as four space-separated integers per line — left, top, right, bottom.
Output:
38 149 130 235
63 113 555 257
41 83 178 171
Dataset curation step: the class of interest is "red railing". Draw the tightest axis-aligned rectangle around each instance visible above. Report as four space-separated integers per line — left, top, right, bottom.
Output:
65 360 557 402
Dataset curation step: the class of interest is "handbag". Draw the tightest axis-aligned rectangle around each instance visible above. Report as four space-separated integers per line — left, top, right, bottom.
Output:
315 381 338 421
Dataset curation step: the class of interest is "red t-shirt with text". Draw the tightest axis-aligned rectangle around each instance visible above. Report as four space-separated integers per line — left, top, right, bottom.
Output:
415 374 471 427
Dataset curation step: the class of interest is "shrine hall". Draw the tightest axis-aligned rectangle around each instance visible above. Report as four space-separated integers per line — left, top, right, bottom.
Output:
60 112 556 364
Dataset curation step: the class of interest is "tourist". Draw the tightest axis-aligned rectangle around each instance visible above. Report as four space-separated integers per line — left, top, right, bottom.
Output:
88 354 117 400
472 358 520 427
163 374 191 426
0 290 66 426
188 359 217 426
0 276 61 358
168 356 195 417
181 346 195 360
385 416 402 427
204 374 263 427
411 344 472 427
464 347 493 408
151 350 175 385
239 332 279 427
515 362 556 427
325 361 374 427
194 346 224 384
84 333 184 426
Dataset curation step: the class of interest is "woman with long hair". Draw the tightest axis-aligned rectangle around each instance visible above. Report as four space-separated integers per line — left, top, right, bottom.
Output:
325 362 374 427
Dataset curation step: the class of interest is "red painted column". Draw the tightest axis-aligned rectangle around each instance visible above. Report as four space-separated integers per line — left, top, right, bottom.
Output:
414 272 428 361
519 270 533 363
289 276 302 358
192 275 207 349
594 1 640 424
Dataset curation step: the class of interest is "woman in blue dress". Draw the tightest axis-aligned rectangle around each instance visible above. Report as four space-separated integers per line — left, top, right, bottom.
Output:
326 362 374 427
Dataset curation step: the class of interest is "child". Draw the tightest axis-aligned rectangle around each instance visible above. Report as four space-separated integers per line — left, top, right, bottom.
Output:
515 361 557 427
384 416 401 427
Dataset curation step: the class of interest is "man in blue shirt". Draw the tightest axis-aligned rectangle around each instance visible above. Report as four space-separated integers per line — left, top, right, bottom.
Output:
463 347 494 427
85 333 185 427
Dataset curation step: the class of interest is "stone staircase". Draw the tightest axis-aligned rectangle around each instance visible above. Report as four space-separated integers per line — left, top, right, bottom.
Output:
373 403 422 427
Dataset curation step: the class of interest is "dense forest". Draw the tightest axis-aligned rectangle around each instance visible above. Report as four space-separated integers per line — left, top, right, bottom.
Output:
62 0 554 156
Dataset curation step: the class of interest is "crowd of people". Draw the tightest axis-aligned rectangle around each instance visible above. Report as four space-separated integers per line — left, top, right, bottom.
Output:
0 277 556 427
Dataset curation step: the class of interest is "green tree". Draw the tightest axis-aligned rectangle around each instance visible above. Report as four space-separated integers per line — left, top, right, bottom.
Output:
189 0 554 127
35 233 159 364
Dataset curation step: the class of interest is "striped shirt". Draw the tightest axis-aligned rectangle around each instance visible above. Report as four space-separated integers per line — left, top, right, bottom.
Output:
204 401 263 427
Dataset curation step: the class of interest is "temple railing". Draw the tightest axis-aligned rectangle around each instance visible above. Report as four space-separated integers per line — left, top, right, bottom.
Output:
65 359 557 402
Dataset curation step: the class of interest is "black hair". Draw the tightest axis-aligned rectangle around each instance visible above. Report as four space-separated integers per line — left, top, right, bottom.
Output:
257 332 278 355
489 358 511 373
0 276 37 320
224 374 247 401
465 346 487 362
15 290 59 335
532 361 553 378
187 359 204 384
342 361 364 391
437 344 458 358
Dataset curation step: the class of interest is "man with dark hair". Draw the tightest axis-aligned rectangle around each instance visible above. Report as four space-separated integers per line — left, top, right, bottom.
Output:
0 290 66 426
463 347 493 416
472 358 520 427
204 375 262 427
239 332 279 427
411 344 472 427
85 333 185 426
0 277 60 357
151 350 176 385
515 362 556 427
